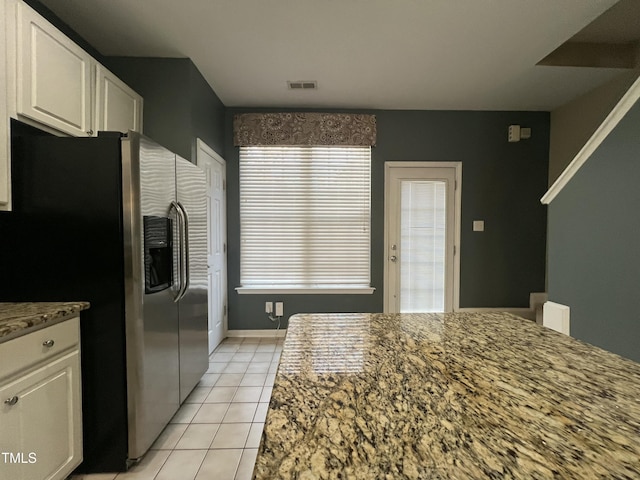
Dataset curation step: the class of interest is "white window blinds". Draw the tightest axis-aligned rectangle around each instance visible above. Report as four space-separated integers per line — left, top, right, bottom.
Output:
400 180 446 312
240 146 371 289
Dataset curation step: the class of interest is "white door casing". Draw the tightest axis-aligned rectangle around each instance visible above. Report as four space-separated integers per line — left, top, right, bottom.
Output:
384 162 461 313
196 139 227 353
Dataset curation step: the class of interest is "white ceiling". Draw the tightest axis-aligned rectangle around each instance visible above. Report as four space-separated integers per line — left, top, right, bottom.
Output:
37 0 628 111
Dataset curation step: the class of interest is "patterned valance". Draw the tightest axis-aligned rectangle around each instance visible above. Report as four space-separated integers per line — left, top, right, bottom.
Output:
233 113 376 147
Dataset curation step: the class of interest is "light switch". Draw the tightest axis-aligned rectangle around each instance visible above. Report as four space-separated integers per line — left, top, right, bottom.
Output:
473 220 484 232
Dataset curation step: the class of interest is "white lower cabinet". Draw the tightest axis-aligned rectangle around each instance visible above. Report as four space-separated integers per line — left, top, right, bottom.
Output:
0 319 82 480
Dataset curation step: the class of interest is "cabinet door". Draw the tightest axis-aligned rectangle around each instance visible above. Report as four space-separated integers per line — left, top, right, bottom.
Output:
95 65 143 134
0 350 82 480
0 0 10 208
17 3 93 137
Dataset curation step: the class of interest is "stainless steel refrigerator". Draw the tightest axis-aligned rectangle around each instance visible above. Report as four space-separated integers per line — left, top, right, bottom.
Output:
2 122 208 472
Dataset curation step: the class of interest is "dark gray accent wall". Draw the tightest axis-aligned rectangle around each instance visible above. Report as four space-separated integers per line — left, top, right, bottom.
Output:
189 62 226 159
547 99 640 363
225 108 549 330
105 57 225 162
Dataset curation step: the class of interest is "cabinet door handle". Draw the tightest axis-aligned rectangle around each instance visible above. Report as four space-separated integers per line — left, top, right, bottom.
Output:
87 129 94 136
4 396 19 406
42 339 55 348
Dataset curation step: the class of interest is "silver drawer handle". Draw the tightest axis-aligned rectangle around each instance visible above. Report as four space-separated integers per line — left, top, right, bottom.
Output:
4 396 19 406
42 339 55 348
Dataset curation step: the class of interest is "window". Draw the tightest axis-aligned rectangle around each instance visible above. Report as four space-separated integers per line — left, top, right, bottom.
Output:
238 145 372 293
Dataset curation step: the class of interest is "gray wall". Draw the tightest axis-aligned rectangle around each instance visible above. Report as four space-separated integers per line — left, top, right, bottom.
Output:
225 108 549 330
547 98 640 363
105 57 225 162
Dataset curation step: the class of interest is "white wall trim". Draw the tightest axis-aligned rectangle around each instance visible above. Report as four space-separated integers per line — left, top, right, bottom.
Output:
226 329 287 338
455 307 535 320
236 287 375 295
542 74 640 205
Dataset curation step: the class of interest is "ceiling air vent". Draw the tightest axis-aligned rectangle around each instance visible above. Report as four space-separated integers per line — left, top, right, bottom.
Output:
287 80 317 90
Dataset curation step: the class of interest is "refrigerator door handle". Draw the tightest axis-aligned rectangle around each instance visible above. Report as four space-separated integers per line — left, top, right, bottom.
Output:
176 201 190 301
170 200 186 303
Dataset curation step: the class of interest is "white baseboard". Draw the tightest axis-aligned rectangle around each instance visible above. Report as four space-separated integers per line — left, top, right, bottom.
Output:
456 293 547 321
455 307 535 320
226 329 287 338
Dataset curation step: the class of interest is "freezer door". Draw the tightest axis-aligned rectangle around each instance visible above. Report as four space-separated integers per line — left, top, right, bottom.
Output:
176 155 209 403
122 133 180 460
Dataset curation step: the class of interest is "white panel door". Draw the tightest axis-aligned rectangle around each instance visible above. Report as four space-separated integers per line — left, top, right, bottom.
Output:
197 139 227 353
95 65 143 134
384 162 461 313
17 2 92 137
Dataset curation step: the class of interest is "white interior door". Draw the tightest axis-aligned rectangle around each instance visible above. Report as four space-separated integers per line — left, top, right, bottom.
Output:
384 162 461 313
196 139 227 353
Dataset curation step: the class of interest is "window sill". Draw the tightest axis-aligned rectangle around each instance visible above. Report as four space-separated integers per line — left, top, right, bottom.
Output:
236 286 376 295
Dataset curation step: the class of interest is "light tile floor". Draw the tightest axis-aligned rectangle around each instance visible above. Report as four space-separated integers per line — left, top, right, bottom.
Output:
71 336 282 480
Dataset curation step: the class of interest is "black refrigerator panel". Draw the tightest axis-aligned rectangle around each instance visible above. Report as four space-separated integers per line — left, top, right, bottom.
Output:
2 125 130 472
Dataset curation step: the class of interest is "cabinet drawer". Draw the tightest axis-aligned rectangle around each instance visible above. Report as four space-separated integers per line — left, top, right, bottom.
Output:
0 317 80 381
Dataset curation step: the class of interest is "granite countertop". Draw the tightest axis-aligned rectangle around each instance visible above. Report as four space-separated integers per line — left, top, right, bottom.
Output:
254 312 640 479
0 302 90 343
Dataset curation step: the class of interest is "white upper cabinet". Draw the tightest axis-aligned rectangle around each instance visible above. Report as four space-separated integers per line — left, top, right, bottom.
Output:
1 0 11 208
95 65 143 134
1 0 144 210
12 1 143 138
17 2 93 137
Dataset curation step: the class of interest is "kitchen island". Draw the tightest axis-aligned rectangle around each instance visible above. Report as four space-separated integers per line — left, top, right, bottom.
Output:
254 312 640 479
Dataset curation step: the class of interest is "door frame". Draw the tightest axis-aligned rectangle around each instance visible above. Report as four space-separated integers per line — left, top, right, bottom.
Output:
383 161 462 313
196 138 228 351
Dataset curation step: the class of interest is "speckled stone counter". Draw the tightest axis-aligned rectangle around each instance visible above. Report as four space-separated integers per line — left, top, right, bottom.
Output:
0 302 90 343
254 312 640 479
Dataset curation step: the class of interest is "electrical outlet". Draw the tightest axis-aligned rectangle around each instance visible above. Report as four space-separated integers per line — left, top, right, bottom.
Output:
275 302 284 317
265 302 273 314
508 124 520 142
